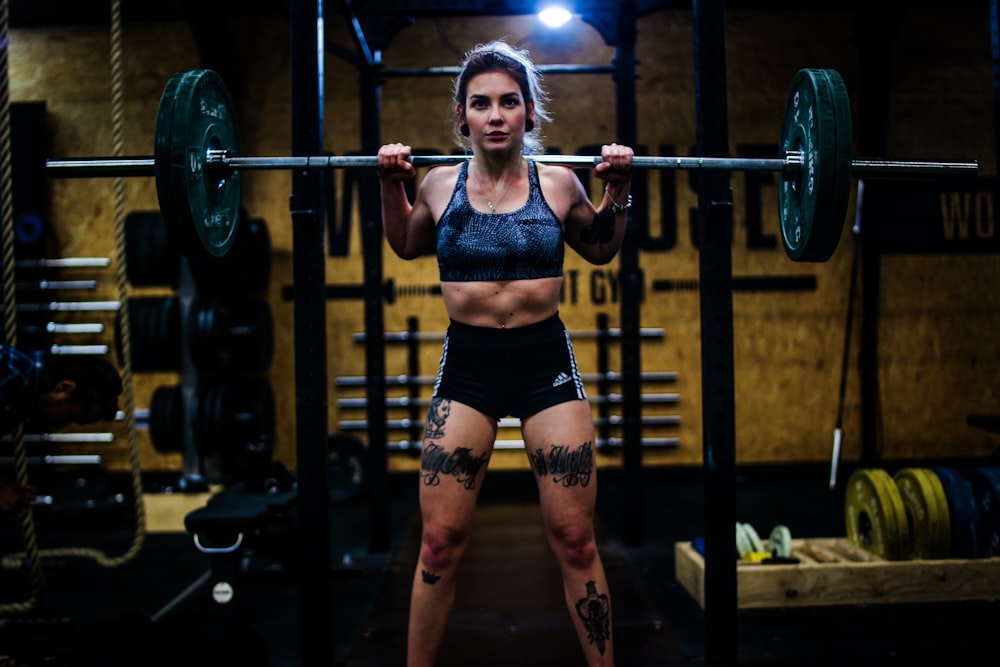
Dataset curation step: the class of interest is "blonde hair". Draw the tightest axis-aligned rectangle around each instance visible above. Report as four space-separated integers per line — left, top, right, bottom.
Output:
451 40 551 155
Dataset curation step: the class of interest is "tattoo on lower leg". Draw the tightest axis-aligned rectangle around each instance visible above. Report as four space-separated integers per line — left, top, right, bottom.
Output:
424 397 451 440
420 442 488 490
575 580 611 655
529 441 593 487
421 570 441 585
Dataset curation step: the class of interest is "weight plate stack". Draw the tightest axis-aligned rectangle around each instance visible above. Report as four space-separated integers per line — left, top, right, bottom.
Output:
188 294 274 373
125 211 180 287
963 466 1000 557
930 467 988 559
116 296 181 371
188 211 272 293
778 68 852 262
155 69 242 258
194 378 276 459
893 467 951 559
844 468 910 560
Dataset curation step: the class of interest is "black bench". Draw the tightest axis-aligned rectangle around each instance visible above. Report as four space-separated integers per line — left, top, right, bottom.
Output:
184 480 298 612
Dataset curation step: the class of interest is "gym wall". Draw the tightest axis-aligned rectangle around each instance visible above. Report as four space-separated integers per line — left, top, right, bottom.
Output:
8 7 997 476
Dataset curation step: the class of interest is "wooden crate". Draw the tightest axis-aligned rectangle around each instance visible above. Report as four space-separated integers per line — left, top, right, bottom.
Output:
675 538 1000 609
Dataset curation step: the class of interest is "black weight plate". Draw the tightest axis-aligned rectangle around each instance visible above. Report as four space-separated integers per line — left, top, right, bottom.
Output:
231 378 276 451
931 467 987 558
187 294 273 373
188 211 272 292
778 68 852 262
149 385 183 453
328 434 367 504
816 69 853 260
116 297 181 372
155 69 242 258
125 211 179 287
964 466 1000 556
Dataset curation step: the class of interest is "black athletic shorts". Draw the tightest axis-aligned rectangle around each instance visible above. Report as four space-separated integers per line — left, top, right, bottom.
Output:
432 313 587 421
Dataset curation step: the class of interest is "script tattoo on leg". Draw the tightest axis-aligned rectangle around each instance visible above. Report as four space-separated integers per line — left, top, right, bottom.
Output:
420 443 488 490
575 580 611 656
424 397 451 440
529 441 593 487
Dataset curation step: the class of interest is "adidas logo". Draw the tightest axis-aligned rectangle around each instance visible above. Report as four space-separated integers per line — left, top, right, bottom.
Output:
552 372 571 387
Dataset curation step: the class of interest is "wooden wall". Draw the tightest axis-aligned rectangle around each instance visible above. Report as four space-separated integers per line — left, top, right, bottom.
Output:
8 7 998 478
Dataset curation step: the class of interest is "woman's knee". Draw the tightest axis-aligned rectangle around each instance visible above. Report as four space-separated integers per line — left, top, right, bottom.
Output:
547 521 598 570
420 521 472 572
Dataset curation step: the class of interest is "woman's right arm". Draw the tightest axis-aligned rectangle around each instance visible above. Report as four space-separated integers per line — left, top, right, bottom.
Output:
379 143 437 259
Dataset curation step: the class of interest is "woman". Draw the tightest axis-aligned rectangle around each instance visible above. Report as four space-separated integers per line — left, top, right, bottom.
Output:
378 39 632 667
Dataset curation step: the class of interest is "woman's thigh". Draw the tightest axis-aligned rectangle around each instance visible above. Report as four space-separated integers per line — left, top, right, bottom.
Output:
417 397 499 528
521 399 598 526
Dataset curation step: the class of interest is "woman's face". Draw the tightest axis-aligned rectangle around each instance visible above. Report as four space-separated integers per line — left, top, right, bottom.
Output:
460 70 534 154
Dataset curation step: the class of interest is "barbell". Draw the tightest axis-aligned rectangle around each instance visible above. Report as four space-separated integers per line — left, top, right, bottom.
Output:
44 67 978 262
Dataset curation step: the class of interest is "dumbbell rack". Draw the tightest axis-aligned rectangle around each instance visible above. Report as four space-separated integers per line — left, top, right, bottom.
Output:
124 210 275 489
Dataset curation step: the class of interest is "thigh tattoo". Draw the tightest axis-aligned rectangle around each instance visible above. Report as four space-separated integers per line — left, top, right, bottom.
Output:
424 397 451 440
529 440 593 487
420 442 488 490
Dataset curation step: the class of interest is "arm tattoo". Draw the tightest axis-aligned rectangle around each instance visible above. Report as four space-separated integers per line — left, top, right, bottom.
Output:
424 397 451 440
575 580 611 655
528 441 593 487
421 570 441 585
579 209 615 244
420 442 488 490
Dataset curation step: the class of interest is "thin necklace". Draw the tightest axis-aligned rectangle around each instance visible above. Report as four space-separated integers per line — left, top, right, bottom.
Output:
473 161 518 214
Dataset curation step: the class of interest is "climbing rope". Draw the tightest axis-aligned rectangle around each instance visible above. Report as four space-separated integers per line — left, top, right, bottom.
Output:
0 0 46 616
0 0 147 576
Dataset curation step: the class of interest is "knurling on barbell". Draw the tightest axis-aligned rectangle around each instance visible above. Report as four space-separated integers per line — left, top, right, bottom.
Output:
44 68 979 261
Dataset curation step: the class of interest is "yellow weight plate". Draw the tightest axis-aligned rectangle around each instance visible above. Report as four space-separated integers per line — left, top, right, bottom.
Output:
845 468 909 560
894 467 951 559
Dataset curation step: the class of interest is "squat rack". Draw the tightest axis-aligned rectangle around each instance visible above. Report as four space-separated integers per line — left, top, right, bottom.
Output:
287 0 735 664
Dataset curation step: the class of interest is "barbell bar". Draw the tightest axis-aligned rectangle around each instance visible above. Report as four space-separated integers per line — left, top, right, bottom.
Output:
46 152 975 177
43 68 978 262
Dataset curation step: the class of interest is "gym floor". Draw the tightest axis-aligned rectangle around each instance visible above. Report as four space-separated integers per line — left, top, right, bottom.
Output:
2 462 999 666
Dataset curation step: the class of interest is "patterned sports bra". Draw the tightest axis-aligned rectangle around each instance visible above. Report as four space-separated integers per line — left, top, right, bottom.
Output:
436 160 564 282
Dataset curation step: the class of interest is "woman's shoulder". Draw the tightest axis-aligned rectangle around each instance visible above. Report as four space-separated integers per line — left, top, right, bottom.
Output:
419 163 463 206
535 161 583 196
535 160 576 181
423 162 463 185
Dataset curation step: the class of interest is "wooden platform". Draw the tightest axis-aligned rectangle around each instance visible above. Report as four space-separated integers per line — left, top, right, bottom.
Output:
675 538 1000 609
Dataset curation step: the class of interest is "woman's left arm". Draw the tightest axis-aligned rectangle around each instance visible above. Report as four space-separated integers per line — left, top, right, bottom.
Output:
564 143 633 265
